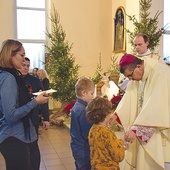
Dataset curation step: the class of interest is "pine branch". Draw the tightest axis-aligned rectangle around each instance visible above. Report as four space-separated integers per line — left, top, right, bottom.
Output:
125 0 165 52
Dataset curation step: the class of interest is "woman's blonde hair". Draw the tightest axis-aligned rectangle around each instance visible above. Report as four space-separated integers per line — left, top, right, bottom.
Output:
0 39 23 68
38 69 49 80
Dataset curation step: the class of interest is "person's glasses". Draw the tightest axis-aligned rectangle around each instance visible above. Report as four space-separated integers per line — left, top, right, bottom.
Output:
15 52 25 57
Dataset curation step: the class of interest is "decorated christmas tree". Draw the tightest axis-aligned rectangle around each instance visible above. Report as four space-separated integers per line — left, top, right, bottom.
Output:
45 7 80 102
126 0 165 52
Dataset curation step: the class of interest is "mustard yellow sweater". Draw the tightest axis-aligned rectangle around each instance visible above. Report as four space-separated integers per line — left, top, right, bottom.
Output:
88 125 125 170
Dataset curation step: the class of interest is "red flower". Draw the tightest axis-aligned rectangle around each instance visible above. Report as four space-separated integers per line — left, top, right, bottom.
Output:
110 95 122 109
63 100 76 113
28 86 33 95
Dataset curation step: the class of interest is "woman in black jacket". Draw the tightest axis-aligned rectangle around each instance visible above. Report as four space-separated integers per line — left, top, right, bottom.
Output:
37 69 50 90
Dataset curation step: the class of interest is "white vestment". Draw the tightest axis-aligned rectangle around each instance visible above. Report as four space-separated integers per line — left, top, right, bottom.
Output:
116 57 170 170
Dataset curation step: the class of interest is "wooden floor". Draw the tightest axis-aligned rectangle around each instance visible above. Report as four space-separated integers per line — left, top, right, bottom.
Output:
0 125 75 170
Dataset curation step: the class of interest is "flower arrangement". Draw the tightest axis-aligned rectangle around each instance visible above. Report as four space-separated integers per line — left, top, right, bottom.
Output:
63 100 76 114
109 94 124 131
110 95 122 110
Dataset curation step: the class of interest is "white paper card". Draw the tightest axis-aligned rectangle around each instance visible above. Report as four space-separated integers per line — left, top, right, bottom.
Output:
33 89 57 96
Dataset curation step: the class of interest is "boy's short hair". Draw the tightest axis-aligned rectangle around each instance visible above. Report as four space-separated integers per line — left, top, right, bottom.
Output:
86 96 112 124
75 77 94 98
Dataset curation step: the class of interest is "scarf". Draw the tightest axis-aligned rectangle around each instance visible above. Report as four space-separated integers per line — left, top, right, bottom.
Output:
0 67 33 138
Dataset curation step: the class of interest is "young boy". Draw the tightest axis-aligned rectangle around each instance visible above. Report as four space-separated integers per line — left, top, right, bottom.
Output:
86 96 128 170
70 77 95 170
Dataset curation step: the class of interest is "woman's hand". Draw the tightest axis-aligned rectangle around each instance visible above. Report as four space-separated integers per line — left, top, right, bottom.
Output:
35 92 49 104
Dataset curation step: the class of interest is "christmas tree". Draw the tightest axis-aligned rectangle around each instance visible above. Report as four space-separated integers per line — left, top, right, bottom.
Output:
126 0 165 51
45 7 80 102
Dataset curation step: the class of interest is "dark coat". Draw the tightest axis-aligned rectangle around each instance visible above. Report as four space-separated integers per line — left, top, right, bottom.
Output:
24 74 49 125
41 78 49 90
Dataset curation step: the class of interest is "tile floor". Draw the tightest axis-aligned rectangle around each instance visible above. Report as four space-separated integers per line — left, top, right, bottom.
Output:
0 125 76 170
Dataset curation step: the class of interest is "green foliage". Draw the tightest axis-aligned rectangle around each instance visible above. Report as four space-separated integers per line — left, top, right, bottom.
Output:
92 53 120 84
126 0 165 51
109 122 124 132
45 6 80 102
109 54 119 73
91 53 103 84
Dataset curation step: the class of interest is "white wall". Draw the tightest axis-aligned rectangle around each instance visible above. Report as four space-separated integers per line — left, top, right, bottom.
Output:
149 0 163 55
51 0 113 77
111 0 140 60
0 0 15 44
125 0 140 53
0 0 164 77
112 0 163 59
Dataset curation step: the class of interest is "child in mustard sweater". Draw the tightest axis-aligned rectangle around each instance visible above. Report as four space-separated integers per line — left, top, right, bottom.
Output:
86 96 128 170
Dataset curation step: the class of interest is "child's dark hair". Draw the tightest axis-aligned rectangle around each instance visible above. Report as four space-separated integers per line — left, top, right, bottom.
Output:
86 96 112 124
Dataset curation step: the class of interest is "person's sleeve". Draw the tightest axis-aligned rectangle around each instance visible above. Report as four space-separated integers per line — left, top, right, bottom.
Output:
130 125 155 143
105 130 125 162
37 78 49 121
70 109 84 147
1 74 37 123
43 78 49 90
39 80 45 91
79 109 92 139
40 103 49 121
118 77 129 92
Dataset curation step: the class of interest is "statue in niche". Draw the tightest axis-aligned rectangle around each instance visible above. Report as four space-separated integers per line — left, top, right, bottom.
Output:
114 7 125 52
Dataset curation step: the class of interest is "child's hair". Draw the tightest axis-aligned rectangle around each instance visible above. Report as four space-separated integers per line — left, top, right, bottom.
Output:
75 77 94 98
86 96 112 124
